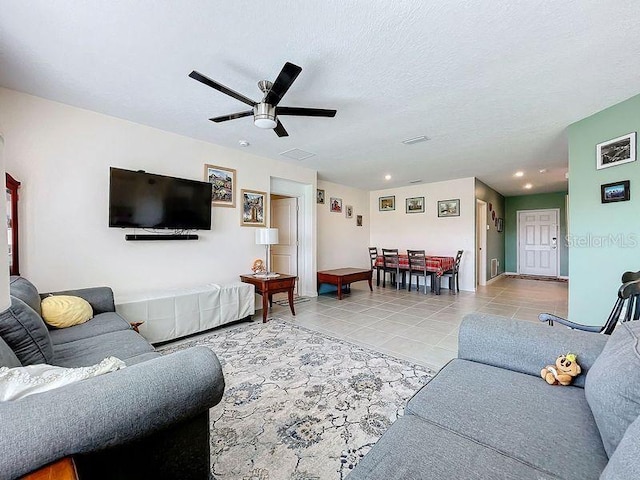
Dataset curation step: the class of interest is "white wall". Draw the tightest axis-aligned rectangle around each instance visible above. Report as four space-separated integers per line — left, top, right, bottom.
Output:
0 136 10 310
369 177 476 291
317 180 370 270
0 88 317 298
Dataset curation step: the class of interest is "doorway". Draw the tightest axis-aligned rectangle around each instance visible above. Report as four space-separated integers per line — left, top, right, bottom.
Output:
517 209 560 277
476 200 487 287
270 194 299 293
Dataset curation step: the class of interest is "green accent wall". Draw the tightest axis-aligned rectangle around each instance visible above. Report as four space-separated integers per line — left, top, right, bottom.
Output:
505 192 568 276
568 93 640 326
475 179 505 279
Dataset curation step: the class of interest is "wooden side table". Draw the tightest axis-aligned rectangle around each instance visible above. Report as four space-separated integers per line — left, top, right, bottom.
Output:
22 457 78 480
240 274 297 323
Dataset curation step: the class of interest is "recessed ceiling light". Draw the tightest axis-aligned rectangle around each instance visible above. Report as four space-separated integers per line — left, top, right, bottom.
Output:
384 174 392 180
402 135 430 145
539 168 547 173
514 171 524 177
524 183 533 189
238 140 250 147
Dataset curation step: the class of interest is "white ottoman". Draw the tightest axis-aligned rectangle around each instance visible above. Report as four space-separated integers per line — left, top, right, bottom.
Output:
115 283 255 344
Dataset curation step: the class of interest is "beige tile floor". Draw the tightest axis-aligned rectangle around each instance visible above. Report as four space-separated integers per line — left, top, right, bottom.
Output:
265 276 568 370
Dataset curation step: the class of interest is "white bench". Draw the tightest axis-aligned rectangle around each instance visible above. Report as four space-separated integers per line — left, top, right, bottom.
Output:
115 283 255 344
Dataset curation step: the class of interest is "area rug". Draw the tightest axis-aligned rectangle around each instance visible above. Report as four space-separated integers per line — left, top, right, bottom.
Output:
505 274 568 283
160 319 433 480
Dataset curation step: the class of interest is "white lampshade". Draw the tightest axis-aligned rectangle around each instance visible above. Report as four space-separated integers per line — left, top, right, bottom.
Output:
255 228 279 245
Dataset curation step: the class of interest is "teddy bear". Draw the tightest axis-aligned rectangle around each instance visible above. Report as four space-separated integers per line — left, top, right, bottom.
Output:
251 259 266 274
541 353 582 386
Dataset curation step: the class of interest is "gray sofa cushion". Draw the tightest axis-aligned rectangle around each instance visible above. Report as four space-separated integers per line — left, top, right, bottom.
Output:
52 329 155 367
0 296 53 365
0 335 21 368
48 312 131 345
347 414 560 480
585 321 640 458
9 276 42 316
600 413 640 479
458 314 607 388
406 359 607 480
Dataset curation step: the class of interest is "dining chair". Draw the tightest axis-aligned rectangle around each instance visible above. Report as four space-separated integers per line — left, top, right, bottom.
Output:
381 248 404 289
368 247 380 286
442 250 463 293
407 250 434 294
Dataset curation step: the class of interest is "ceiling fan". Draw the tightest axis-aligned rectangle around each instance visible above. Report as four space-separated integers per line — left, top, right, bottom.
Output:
189 62 336 137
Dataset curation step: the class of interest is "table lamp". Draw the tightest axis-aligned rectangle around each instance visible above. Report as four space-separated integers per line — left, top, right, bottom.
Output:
255 228 279 277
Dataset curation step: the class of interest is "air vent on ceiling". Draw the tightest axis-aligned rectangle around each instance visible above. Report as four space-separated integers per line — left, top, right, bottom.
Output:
409 179 423 184
279 148 316 161
402 135 429 145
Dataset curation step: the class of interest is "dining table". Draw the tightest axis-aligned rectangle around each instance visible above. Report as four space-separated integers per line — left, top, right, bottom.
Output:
375 254 455 294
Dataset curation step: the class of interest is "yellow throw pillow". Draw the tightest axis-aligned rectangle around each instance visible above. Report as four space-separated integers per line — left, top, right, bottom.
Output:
41 295 93 328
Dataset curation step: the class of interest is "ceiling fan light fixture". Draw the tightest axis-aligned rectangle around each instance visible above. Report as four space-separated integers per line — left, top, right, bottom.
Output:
254 103 277 129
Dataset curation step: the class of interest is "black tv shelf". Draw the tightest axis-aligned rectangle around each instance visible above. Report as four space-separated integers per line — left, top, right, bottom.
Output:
125 234 199 241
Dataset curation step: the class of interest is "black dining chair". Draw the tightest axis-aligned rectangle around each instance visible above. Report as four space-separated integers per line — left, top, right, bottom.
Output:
381 248 405 289
442 250 463 293
407 250 434 294
368 247 380 286
539 277 640 334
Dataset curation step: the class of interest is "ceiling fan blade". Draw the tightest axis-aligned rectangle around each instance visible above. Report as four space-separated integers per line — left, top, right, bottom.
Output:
276 107 337 117
189 70 256 107
209 110 254 123
273 120 289 137
264 62 302 106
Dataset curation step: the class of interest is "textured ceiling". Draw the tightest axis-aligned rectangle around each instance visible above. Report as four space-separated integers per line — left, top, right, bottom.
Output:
1 1 639 195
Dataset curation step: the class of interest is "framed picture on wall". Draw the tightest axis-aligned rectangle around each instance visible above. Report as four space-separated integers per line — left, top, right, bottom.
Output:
345 205 353 218
497 218 504 232
204 164 236 207
601 180 630 203
316 189 325 204
438 199 460 217
379 195 395 211
596 132 636 170
240 189 266 226
356 215 363 226
330 197 343 213
405 196 425 213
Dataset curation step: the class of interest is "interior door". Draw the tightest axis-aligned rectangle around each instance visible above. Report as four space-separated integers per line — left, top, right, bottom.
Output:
518 209 559 277
270 196 298 285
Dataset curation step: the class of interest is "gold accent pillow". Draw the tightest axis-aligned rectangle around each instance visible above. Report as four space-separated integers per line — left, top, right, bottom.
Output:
41 295 93 328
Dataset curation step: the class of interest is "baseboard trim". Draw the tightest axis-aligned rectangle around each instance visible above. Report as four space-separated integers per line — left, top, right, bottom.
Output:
485 273 505 285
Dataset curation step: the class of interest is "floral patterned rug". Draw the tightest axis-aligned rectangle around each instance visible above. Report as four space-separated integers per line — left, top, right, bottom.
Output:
161 319 434 480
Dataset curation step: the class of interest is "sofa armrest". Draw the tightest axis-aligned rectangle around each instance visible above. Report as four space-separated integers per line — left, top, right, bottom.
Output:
0 346 224 479
458 313 608 388
40 287 116 314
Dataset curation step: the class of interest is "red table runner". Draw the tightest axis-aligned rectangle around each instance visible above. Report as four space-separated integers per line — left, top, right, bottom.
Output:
375 254 454 276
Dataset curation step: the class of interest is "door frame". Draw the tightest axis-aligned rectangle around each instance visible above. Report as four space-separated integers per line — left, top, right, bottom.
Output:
270 177 315 297
476 199 487 287
516 208 561 277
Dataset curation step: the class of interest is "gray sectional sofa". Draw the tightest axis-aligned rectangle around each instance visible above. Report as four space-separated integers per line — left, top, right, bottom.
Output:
348 314 640 480
0 276 225 480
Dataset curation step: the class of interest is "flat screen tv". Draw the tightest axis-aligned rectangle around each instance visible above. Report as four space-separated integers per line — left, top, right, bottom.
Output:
109 167 212 230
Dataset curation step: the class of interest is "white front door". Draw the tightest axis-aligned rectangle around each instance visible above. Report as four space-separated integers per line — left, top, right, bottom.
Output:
270 196 298 284
517 209 559 277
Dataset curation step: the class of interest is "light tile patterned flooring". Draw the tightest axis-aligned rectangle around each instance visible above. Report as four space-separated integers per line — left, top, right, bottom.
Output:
266 276 568 370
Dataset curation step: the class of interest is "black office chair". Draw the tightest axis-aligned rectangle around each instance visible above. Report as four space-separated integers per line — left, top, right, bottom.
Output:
407 250 434 294
368 247 380 286
442 250 463 293
539 278 640 334
381 248 405 289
